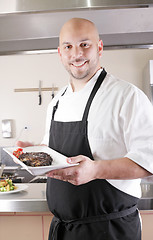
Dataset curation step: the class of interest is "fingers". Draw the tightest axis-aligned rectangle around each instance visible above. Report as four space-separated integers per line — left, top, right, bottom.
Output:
66 155 86 164
47 167 74 179
46 155 92 185
16 141 34 148
46 166 78 184
48 156 84 181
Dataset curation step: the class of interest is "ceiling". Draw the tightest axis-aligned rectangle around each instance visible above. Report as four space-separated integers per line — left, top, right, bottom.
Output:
0 0 153 55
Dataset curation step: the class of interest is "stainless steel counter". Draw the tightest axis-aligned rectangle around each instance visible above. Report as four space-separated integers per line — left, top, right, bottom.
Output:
0 183 49 212
1 182 153 212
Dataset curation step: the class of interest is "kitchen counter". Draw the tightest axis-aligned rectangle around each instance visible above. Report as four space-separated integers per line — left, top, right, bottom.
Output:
1 182 153 240
0 183 49 212
1 182 153 212
138 183 153 211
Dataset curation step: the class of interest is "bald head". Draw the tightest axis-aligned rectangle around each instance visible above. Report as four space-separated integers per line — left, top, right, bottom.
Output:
59 18 100 46
58 18 103 86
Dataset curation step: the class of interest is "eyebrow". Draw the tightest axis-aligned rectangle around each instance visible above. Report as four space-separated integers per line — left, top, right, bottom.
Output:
62 42 71 45
62 39 90 45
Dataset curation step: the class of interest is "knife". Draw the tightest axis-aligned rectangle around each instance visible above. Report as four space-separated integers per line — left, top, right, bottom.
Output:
39 80 42 105
52 84 55 99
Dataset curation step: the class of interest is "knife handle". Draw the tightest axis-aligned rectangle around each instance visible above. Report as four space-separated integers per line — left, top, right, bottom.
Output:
39 94 42 105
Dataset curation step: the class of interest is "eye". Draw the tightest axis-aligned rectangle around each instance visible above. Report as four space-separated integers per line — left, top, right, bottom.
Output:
65 45 72 50
80 43 89 48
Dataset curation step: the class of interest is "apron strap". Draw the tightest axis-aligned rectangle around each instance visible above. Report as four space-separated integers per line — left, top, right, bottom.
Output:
82 68 107 121
52 69 107 121
52 88 67 120
51 204 137 240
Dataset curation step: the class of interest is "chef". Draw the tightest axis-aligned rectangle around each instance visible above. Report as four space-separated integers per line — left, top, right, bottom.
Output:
18 18 153 240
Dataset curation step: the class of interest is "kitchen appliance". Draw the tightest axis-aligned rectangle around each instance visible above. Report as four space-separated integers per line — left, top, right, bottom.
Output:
0 0 153 55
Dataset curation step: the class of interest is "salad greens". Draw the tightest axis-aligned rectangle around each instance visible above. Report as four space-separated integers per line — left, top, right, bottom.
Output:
0 179 17 192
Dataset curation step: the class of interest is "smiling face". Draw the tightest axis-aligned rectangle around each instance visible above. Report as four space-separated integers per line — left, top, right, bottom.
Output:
58 18 103 88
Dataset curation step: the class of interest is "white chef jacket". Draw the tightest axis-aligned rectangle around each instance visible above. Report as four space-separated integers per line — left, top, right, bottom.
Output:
42 69 153 198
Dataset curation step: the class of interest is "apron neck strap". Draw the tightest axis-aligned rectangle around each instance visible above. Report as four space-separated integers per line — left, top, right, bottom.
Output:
52 69 107 121
52 87 67 120
82 69 107 121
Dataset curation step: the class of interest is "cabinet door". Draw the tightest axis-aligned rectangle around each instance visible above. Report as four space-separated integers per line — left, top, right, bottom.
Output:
0 212 53 240
140 211 153 240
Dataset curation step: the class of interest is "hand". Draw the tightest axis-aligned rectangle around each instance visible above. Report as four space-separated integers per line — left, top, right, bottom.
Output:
16 141 34 148
46 155 96 185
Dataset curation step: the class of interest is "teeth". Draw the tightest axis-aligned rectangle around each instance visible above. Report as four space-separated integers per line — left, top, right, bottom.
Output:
72 61 86 67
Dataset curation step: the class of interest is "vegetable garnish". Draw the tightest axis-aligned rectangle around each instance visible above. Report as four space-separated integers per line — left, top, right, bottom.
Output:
0 179 17 192
13 148 23 158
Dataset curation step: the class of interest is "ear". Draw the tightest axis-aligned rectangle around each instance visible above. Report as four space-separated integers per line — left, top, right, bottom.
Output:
98 40 103 57
58 47 61 57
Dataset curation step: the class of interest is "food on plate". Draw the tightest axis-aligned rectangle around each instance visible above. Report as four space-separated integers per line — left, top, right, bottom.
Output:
18 152 53 167
13 148 23 158
0 179 17 192
13 148 53 167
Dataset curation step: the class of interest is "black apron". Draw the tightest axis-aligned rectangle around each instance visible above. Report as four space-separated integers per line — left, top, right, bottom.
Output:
47 69 141 240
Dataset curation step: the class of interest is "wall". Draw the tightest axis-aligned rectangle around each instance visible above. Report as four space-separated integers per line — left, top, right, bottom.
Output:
0 53 69 146
0 48 153 147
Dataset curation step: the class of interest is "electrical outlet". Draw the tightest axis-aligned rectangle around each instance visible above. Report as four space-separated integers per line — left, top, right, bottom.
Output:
24 125 30 131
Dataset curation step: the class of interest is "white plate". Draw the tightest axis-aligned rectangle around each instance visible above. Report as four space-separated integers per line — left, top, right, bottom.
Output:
3 146 77 176
0 184 28 194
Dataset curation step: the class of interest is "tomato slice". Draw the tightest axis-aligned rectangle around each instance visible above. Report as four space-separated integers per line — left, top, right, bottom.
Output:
17 148 23 152
13 148 23 158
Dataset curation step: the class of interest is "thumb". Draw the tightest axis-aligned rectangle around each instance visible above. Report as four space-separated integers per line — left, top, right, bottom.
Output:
67 155 85 164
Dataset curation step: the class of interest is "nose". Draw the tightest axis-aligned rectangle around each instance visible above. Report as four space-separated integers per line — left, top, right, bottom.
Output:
71 46 83 59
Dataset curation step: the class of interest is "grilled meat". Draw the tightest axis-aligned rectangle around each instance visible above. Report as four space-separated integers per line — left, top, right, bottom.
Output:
19 152 53 167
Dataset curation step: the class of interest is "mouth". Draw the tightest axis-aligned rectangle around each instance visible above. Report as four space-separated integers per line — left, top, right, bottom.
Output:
71 60 88 68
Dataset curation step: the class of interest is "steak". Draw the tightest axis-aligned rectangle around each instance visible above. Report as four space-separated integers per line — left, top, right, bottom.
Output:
19 152 53 167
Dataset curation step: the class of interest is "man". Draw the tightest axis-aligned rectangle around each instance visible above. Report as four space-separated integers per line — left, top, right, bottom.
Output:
18 18 153 239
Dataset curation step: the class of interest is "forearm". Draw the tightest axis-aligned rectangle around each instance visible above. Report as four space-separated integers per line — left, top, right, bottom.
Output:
94 157 151 180
47 155 152 185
